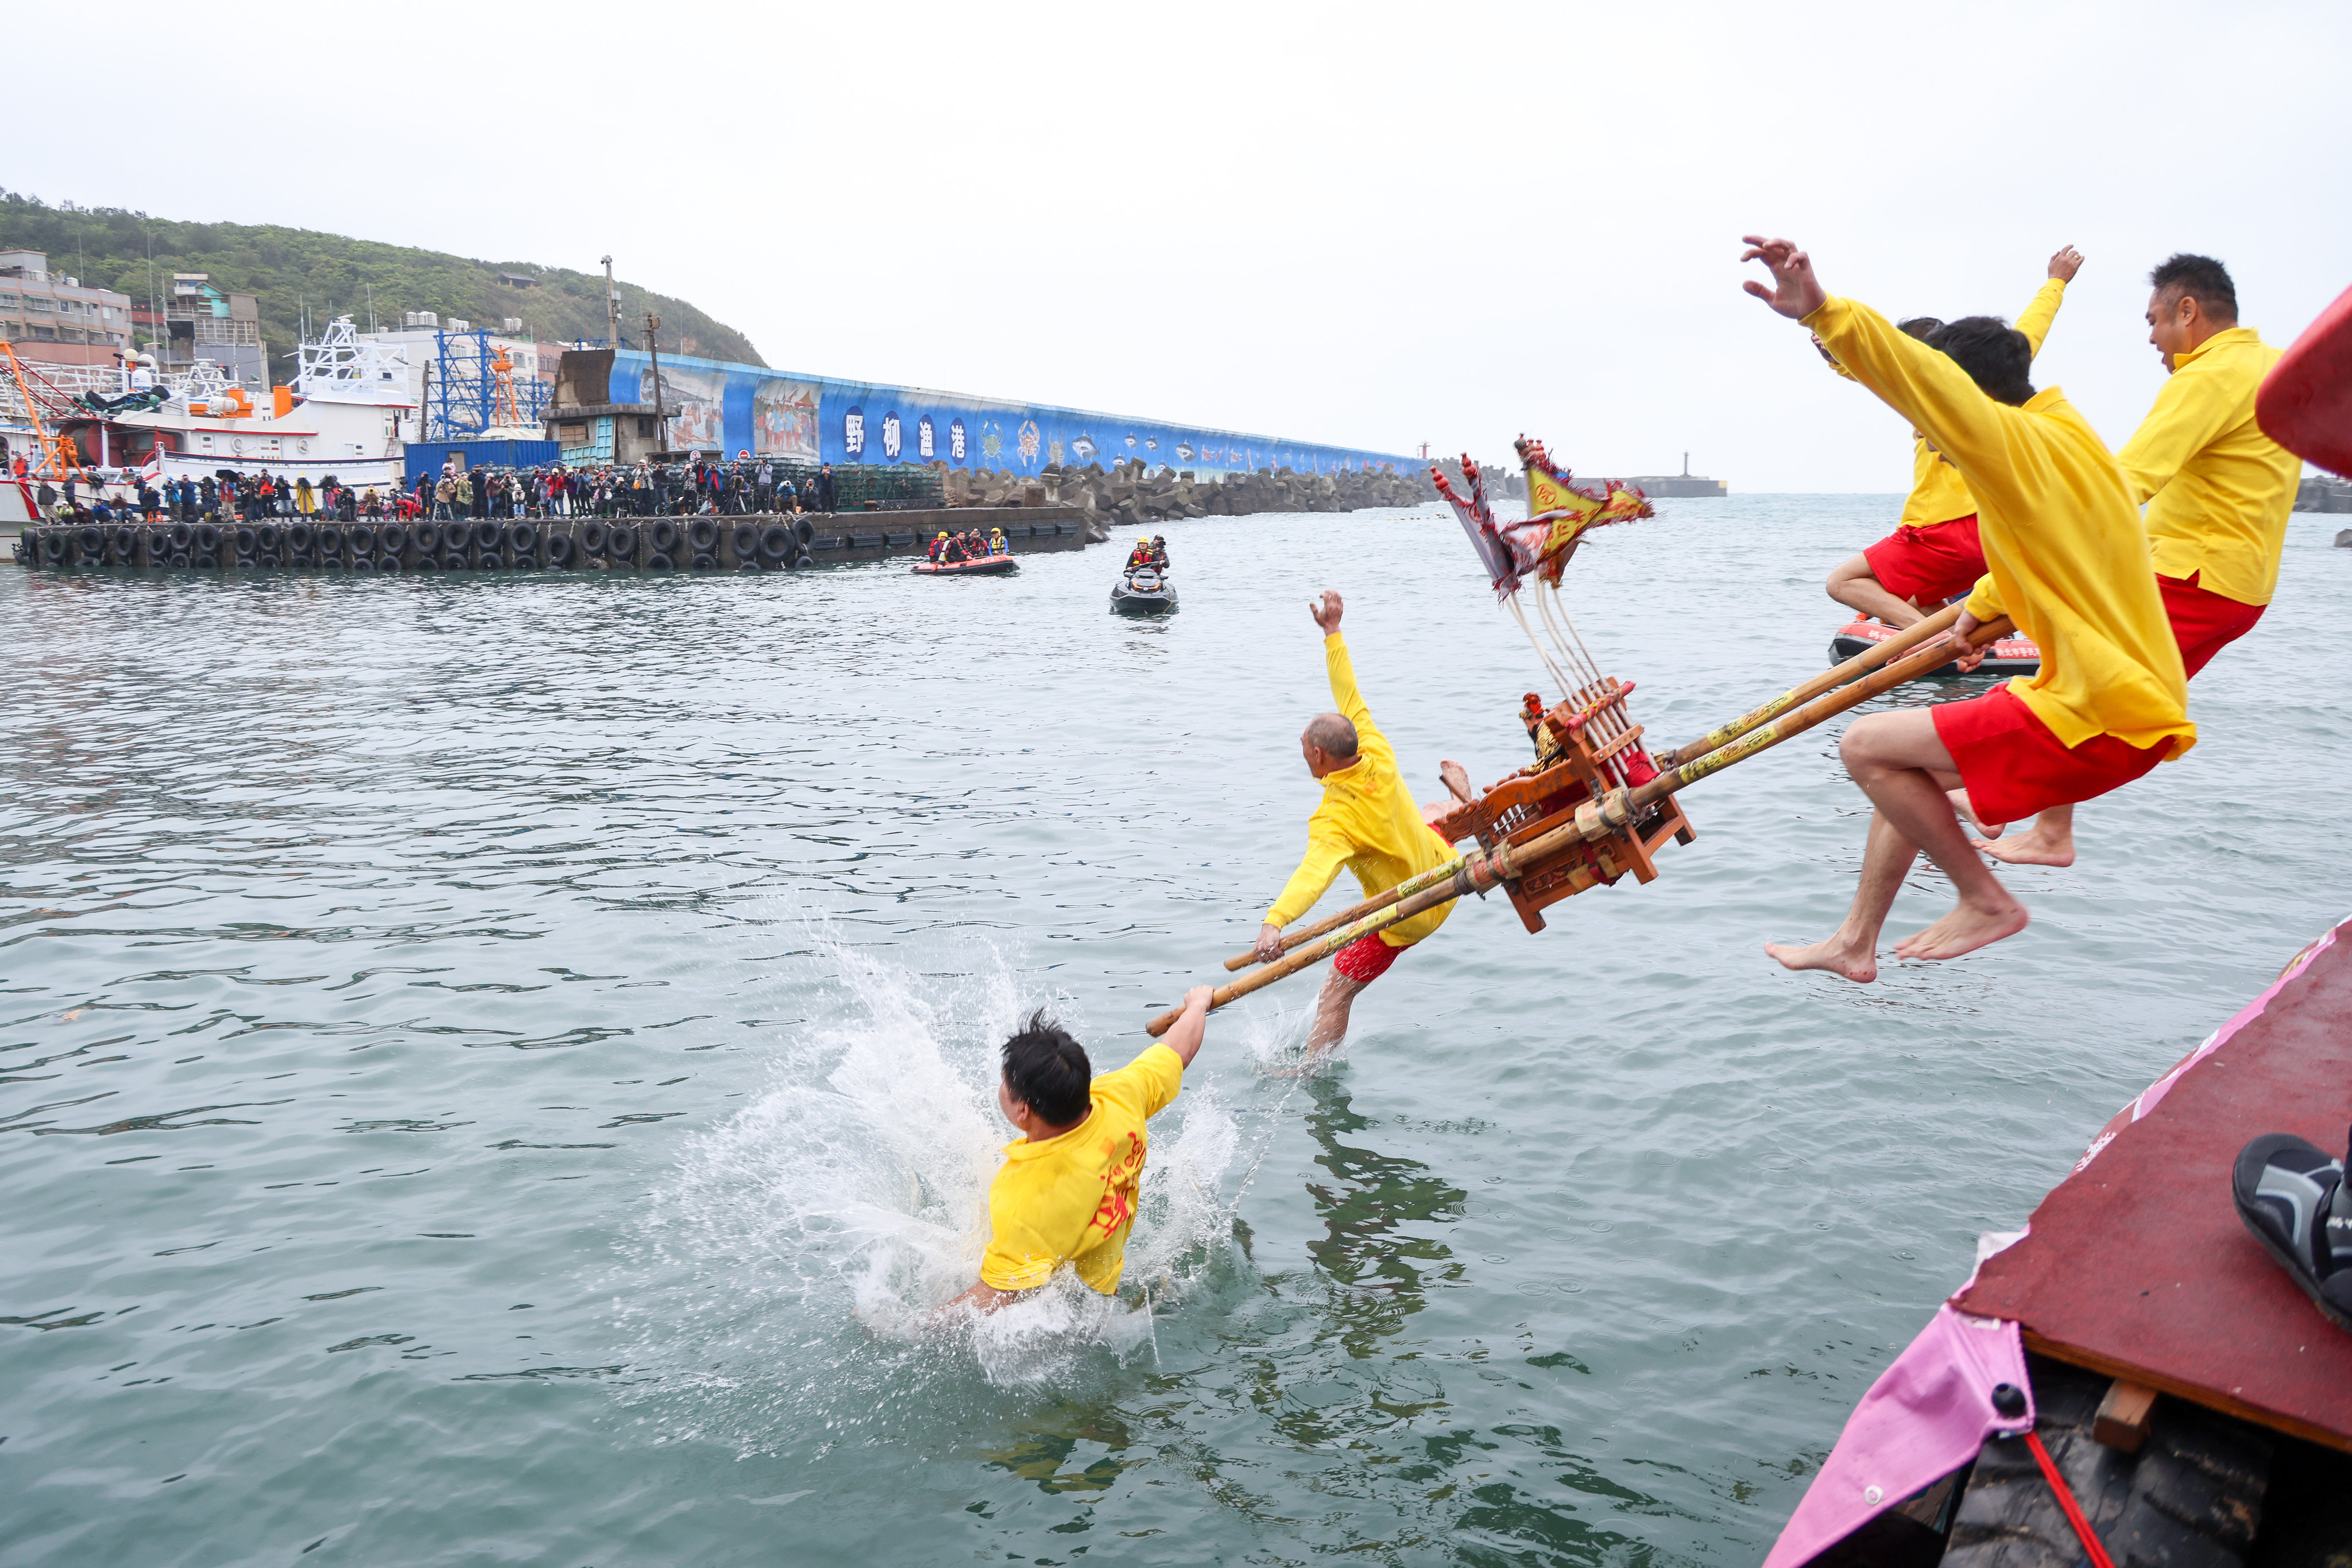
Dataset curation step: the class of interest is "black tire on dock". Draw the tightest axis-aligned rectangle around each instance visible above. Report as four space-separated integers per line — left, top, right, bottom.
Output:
649 519 680 555
606 525 637 562
79 524 105 556
731 524 758 560
412 522 440 553
169 521 193 550
41 531 65 562
546 533 575 567
171 552 191 568
645 552 675 572
195 523 221 552
787 549 813 571
689 553 718 571
688 518 719 553
441 552 469 571
1944 1356 2270 1568
794 518 815 545
288 522 314 552
257 524 281 553
510 522 537 553
579 520 608 555
759 523 793 562
319 525 345 555
381 524 411 556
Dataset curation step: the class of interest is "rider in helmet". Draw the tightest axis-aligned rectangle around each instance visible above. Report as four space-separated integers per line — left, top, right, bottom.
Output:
930 531 950 563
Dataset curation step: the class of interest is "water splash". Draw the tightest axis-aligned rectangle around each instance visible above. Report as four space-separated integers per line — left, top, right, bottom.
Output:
607 930 1299 1450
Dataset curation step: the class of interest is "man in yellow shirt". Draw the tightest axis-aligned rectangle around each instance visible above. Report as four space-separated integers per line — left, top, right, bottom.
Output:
1251 590 1475 1052
1742 234 2191 981
1976 254 2299 867
1823 248 2082 629
942 985 1216 1314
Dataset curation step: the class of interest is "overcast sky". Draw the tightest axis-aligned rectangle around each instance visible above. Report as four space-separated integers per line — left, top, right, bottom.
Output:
10 0 2345 489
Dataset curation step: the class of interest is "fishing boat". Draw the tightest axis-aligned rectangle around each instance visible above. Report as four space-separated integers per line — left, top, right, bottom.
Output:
9 317 411 496
1111 567 1177 614
1831 614 2040 677
909 552 1017 576
1765 916 2352 1568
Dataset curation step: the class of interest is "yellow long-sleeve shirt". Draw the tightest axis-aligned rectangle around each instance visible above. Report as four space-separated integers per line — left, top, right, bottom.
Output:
2116 326 2297 606
1833 278 2069 529
1263 633 1457 948
1805 296 2192 758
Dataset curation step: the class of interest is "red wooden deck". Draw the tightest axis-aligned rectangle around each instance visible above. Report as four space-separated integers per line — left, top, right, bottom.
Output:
1954 917 2352 1450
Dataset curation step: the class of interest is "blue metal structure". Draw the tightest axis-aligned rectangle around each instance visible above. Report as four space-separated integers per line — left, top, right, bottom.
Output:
424 330 551 442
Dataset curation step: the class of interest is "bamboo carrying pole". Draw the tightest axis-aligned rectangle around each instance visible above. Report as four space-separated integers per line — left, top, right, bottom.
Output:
1651 602 1968 771
1571 614 2014 841
1169 615 2014 1029
1218 846 1475 971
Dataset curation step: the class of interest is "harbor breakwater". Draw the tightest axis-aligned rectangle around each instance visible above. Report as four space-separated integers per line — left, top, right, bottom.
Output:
951 458 1435 539
11 508 1084 574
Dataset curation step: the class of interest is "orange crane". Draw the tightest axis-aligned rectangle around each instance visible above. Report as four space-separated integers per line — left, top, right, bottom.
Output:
0 340 83 478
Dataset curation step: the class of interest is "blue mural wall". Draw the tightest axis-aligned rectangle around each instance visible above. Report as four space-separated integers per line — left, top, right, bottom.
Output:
599 350 1417 478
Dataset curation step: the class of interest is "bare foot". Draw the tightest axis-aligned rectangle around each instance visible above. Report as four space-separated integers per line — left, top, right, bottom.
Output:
1764 932 1878 984
1973 825 2074 867
1893 895 2030 961
1945 788 2005 839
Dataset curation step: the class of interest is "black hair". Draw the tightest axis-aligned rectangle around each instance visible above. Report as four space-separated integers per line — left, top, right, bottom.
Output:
2149 253 2238 323
1928 316 2036 406
1897 316 1945 342
1002 1008 1091 1128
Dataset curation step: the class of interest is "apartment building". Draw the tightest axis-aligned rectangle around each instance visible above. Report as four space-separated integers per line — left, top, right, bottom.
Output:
0 250 134 367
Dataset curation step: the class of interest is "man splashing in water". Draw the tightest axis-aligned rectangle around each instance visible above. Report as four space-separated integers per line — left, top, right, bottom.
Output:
939 986 1216 1315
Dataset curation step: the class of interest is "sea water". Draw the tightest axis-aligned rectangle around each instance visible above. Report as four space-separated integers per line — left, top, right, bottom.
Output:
3 500 2346 1566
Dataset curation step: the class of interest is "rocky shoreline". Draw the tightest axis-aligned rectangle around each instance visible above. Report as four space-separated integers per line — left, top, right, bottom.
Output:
939 458 1436 540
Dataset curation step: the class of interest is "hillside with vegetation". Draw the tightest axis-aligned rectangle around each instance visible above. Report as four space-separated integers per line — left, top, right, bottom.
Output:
0 191 764 367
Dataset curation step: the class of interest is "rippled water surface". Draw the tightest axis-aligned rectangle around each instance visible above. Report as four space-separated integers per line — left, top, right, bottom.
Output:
5 500 2347 1567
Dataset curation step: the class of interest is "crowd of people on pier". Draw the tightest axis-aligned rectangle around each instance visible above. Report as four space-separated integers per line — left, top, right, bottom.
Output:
27 452 846 529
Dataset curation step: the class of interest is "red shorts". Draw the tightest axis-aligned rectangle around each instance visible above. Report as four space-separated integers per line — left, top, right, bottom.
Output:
1862 515 1986 605
1932 685 2167 824
1333 930 1406 983
1329 825 1454 985
2161 572 2265 677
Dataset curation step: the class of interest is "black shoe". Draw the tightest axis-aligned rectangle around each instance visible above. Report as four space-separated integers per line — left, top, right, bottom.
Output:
2233 1127 2352 1331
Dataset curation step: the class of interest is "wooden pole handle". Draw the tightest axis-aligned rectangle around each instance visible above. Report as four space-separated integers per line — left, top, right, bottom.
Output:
1653 601 1967 772
1587 616 2014 834
1220 846 1475 971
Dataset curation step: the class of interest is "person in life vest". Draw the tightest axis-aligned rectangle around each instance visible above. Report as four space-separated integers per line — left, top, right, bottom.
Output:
1125 537 1155 575
1971 253 2303 867
1150 535 1170 570
989 527 1008 556
1819 247 2080 628
1254 590 1481 1055
1743 234 2189 980
930 531 950 563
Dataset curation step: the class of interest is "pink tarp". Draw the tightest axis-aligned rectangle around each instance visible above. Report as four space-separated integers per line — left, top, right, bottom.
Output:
1761 1305 2033 1568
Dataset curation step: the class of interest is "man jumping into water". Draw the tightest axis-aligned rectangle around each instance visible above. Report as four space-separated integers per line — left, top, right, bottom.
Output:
1252 591 1476 1053
1820 247 2081 629
1743 235 2191 980
1973 253 2300 866
940 985 1217 1315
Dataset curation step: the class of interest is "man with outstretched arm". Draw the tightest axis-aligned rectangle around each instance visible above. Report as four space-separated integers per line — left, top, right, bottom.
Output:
938 985 1217 1317
1254 591 1477 1053
1742 235 2192 981
1975 253 2300 866
1821 247 2083 629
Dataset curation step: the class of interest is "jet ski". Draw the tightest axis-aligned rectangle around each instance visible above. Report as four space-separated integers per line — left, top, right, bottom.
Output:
1111 567 1177 614
1829 614 2040 676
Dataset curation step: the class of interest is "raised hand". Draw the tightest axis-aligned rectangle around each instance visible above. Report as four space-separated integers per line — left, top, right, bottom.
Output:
1740 235 1828 321
2047 245 2084 282
1309 589 1344 634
